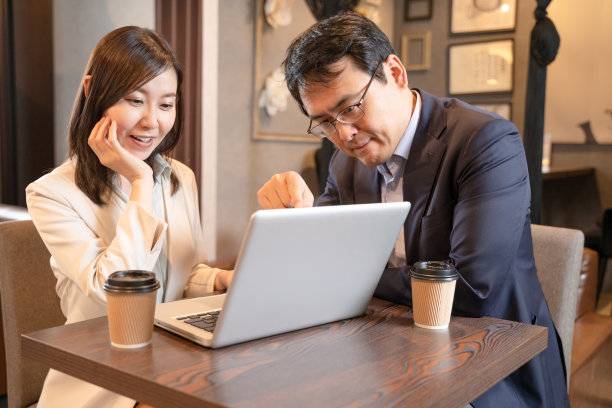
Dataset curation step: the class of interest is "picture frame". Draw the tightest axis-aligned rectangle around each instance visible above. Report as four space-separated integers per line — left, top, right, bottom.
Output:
450 0 517 34
473 102 512 121
448 39 514 95
400 32 431 71
252 0 320 143
405 0 432 21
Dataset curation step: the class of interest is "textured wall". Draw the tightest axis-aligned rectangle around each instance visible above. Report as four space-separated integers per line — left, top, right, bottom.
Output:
215 1 395 260
52 0 155 165
393 0 533 136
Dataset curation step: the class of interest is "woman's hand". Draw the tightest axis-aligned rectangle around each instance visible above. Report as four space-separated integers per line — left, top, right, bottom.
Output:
88 117 154 210
88 116 153 185
214 269 234 291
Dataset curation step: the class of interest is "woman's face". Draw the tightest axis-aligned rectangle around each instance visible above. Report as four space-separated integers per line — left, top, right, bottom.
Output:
104 68 178 161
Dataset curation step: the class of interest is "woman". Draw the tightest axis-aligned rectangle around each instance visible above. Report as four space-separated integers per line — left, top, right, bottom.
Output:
26 26 232 407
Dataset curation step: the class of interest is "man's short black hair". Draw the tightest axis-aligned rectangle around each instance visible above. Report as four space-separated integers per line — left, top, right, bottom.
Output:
283 11 396 115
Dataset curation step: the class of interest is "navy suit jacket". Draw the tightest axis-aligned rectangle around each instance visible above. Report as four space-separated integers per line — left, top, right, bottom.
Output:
317 90 569 407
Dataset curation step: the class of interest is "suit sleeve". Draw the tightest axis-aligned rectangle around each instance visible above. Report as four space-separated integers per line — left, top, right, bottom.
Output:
376 119 532 317
315 166 340 206
448 119 532 317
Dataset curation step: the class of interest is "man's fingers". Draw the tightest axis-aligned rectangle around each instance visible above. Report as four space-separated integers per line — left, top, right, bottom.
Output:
271 173 295 207
257 184 285 209
302 185 314 207
285 171 313 208
258 171 314 209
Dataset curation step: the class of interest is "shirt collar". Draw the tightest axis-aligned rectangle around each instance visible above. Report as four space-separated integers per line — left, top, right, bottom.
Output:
377 90 421 182
152 154 172 183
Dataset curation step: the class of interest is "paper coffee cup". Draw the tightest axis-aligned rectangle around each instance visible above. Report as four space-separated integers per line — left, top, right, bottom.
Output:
104 271 160 348
411 261 458 329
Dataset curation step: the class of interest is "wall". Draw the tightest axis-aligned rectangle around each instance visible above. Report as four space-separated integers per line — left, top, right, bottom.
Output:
52 0 155 165
50 1 565 262
393 0 532 136
50 1 394 262
544 0 611 145
215 1 395 261
544 0 612 215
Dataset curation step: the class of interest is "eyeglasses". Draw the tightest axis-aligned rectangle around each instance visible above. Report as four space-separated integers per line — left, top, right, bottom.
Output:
306 61 382 139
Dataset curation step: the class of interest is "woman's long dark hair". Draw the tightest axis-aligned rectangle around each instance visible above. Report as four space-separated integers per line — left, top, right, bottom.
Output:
69 26 183 204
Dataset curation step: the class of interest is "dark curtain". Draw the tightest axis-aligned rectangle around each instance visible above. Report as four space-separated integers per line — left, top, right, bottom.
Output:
156 0 202 188
0 0 54 206
0 0 16 204
523 0 560 224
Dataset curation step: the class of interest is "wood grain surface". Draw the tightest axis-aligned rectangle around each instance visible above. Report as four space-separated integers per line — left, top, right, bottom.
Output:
22 298 547 408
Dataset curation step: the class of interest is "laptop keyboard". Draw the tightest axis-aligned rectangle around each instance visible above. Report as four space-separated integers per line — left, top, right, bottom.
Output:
176 310 220 333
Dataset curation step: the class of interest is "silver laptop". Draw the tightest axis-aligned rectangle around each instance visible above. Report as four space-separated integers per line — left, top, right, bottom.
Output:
154 202 411 348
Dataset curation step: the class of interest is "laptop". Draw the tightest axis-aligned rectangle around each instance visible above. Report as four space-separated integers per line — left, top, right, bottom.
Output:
154 202 411 348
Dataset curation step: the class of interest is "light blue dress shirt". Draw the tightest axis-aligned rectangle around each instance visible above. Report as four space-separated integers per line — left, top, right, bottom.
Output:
376 90 421 267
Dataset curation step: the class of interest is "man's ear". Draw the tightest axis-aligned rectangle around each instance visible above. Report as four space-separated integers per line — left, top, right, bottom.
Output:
384 54 409 90
83 75 92 98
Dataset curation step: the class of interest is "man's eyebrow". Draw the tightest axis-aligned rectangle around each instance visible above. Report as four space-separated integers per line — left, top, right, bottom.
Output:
309 90 361 121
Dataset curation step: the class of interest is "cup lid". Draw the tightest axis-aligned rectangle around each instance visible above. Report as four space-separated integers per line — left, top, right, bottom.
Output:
411 261 459 282
103 270 160 294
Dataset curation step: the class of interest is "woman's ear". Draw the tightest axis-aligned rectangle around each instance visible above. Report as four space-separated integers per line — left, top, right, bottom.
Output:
83 75 92 98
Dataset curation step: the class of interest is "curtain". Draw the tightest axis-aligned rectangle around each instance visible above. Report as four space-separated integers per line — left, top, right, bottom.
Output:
156 0 203 188
523 0 560 224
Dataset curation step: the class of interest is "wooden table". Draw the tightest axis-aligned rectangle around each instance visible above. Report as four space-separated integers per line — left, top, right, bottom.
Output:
22 298 547 408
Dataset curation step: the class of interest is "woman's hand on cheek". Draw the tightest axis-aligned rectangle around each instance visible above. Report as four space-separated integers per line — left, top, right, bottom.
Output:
88 117 152 184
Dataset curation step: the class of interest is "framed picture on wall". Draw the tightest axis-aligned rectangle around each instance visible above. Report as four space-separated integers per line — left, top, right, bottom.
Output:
448 39 514 95
450 0 517 34
473 102 512 121
405 0 432 21
401 31 431 71
252 0 320 142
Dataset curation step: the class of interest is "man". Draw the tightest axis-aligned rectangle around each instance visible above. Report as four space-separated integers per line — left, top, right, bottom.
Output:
257 12 569 408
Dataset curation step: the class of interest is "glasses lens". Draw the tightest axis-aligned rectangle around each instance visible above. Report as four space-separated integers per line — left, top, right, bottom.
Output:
310 122 336 138
337 105 365 124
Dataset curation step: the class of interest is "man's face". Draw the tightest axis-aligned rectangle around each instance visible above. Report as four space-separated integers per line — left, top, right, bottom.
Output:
300 57 407 167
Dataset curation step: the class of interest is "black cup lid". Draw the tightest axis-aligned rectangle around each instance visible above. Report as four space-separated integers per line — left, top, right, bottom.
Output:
411 261 458 282
103 270 160 294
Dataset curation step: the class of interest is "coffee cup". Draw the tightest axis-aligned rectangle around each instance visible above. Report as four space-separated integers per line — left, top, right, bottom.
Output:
410 261 459 330
103 270 160 348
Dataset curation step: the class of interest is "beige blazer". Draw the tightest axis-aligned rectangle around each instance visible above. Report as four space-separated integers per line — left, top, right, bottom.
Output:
26 157 221 408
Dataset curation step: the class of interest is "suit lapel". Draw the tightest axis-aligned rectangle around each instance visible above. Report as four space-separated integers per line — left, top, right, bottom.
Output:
402 90 447 259
354 163 381 204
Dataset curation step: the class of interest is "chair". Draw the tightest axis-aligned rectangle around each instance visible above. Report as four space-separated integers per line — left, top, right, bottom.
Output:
570 248 612 405
0 220 65 408
531 224 583 382
584 208 612 302
0 204 30 222
0 204 31 398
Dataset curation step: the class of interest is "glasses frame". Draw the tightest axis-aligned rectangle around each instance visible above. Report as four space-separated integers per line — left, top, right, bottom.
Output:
306 61 382 139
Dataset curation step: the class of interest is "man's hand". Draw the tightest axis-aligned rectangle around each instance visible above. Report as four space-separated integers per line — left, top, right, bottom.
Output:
257 171 314 209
